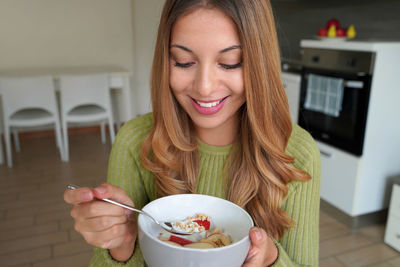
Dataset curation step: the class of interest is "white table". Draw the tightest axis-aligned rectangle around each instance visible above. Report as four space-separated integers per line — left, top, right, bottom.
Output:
0 66 133 128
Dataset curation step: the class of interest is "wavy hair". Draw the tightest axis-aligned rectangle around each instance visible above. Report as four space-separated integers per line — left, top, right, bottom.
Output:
141 0 310 239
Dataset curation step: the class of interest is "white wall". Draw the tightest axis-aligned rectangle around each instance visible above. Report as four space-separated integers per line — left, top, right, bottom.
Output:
0 0 167 122
0 0 134 121
131 0 165 116
0 0 133 70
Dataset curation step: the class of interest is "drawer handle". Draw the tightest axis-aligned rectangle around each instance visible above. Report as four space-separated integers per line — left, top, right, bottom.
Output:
320 150 332 158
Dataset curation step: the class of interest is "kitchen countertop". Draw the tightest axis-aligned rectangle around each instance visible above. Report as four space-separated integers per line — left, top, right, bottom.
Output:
301 39 400 52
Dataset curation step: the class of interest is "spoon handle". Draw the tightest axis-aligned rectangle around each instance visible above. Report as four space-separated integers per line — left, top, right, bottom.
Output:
67 184 172 232
67 184 144 215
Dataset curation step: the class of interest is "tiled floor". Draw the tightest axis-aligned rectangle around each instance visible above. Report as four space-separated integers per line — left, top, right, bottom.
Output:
0 132 399 267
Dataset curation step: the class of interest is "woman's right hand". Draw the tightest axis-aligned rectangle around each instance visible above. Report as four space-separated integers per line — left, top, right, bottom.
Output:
64 183 137 262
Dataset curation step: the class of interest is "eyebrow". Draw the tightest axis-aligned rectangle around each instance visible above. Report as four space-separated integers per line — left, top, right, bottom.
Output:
170 44 242 53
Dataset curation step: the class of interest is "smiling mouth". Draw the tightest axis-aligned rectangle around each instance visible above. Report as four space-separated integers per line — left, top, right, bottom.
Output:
192 96 229 108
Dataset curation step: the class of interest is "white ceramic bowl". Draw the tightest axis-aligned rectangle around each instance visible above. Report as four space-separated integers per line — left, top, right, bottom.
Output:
138 194 254 267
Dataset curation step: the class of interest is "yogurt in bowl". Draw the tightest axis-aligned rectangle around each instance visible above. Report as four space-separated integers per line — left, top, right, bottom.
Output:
138 194 254 267
169 213 211 234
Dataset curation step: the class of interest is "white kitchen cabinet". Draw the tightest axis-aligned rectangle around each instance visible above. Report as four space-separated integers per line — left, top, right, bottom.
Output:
317 141 361 215
300 40 400 217
385 184 400 252
281 72 301 123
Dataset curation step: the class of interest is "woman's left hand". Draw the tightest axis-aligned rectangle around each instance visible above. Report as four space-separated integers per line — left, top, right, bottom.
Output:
242 227 278 267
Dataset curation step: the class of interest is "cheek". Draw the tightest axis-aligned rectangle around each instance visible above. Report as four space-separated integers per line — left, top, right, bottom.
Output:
227 72 244 97
170 69 193 94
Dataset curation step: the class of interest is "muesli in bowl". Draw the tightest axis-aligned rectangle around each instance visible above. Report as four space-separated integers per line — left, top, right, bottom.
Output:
157 213 233 249
138 194 253 267
159 227 232 249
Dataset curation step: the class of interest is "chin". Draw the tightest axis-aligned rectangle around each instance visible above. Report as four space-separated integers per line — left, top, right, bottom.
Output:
190 113 232 131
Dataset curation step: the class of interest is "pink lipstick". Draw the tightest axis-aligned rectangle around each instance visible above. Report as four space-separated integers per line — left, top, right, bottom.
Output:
191 96 228 115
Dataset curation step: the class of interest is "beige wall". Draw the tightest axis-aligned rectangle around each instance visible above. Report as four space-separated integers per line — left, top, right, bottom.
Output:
0 0 133 70
0 0 167 121
131 0 165 116
0 0 136 122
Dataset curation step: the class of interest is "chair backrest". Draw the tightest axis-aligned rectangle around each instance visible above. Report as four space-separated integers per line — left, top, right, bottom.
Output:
0 76 58 118
59 73 111 114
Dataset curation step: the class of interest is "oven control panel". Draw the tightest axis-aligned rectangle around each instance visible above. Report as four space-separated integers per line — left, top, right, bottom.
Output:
302 48 375 75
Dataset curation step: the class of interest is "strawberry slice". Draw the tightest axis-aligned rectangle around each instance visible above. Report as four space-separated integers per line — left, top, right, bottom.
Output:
168 235 193 246
194 220 210 230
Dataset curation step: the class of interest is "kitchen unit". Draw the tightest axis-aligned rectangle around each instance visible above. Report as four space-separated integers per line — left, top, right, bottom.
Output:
282 71 301 123
299 48 373 157
299 40 400 218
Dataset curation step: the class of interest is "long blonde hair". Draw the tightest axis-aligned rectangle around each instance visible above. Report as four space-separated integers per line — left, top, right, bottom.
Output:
141 0 310 239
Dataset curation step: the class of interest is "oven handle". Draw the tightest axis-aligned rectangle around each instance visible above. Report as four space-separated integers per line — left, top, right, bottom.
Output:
303 74 364 89
344 80 364 88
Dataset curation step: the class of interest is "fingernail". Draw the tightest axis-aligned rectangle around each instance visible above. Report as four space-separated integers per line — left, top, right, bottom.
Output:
254 229 262 241
81 191 91 200
94 186 106 194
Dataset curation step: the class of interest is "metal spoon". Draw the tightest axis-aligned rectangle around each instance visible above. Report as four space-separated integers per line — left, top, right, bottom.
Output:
67 184 189 235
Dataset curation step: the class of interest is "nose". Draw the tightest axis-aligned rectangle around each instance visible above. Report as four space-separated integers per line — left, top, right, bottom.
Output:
194 64 215 97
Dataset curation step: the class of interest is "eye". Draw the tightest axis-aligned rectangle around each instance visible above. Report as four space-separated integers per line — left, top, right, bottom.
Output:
174 61 195 68
220 62 242 70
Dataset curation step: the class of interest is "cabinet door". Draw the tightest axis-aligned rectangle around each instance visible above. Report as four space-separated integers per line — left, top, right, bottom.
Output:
317 141 361 216
282 72 301 123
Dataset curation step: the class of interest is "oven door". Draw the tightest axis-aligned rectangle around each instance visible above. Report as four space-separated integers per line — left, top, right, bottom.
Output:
298 68 372 156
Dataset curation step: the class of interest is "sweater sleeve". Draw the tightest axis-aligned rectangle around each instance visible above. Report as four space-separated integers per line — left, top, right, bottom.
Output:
271 125 321 267
89 116 152 267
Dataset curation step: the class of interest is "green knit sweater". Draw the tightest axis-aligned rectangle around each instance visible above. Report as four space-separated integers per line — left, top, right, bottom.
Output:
89 113 321 267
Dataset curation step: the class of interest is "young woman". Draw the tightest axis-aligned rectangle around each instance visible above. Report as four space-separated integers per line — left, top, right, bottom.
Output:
64 0 320 266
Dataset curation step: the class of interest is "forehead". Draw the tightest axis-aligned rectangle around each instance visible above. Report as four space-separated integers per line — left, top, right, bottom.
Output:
170 8 240 50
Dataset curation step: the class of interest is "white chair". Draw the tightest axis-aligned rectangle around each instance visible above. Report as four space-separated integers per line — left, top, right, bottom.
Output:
0 128 18 165
0 76 64 168
59 73 115 161
0 129 3 165
0 102 5 164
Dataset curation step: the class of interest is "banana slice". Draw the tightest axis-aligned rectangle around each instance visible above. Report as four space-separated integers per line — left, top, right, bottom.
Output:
163 240 182 247
184 242 215 249
205 233 232 247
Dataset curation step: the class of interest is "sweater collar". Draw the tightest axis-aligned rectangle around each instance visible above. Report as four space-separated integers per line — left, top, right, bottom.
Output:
197 138 233 155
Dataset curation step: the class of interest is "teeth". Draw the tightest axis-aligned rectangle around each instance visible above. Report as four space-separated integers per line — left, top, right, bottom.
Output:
196 100 221 108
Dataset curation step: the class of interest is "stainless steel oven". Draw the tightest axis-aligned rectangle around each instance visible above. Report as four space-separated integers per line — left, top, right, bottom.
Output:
298 48 375 156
